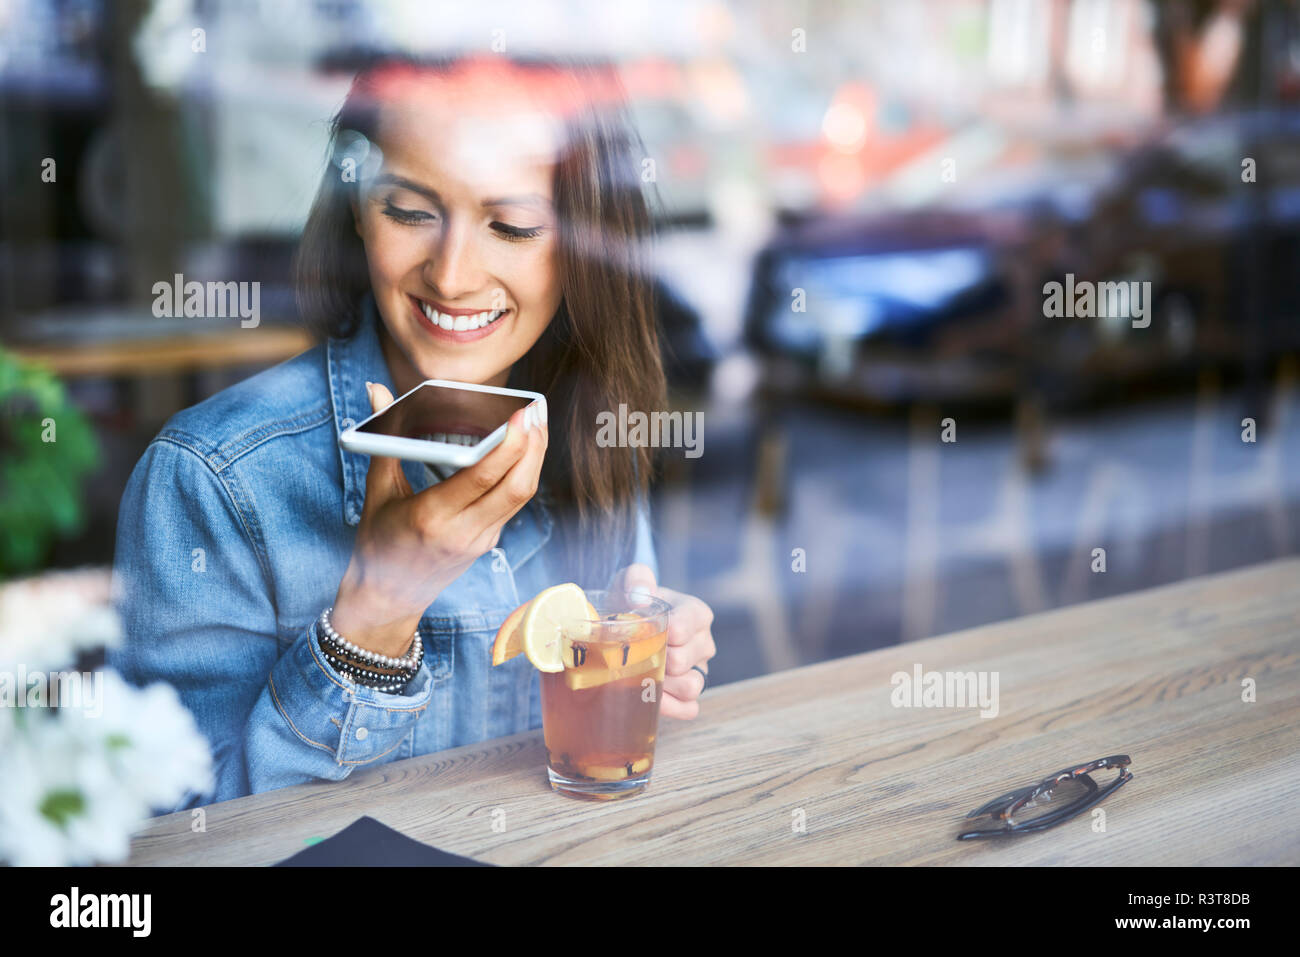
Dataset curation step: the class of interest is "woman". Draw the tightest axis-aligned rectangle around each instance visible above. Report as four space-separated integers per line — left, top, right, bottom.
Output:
110 53 716 811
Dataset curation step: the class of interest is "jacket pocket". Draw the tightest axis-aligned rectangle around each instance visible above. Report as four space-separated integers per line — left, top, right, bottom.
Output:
418 614 455 683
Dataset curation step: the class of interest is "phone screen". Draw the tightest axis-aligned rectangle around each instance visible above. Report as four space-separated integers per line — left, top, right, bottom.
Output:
357 383 531 447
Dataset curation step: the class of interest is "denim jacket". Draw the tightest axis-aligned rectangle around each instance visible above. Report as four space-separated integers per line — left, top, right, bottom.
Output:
109 294 657 813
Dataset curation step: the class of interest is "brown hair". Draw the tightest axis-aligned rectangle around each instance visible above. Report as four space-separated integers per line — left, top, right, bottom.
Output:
293 53 665 588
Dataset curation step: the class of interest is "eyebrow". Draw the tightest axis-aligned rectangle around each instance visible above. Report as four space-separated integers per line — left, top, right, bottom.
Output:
373 174 552 210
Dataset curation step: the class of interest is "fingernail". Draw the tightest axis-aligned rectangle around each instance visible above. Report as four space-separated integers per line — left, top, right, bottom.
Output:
538 400 547 426
629 585 651 600
365 381 375 403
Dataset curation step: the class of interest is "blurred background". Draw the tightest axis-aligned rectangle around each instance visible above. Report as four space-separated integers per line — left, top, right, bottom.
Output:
3 0 1299 687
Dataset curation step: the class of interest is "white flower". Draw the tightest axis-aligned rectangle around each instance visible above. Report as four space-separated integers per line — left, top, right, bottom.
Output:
0 568 121 673
0 570 213 866
59 670 214 812
0 714 141 866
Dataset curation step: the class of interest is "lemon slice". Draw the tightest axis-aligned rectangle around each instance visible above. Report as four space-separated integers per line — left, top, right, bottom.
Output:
597 622 662 669
578 757 652 781
521 583 595 673
565 650 664 691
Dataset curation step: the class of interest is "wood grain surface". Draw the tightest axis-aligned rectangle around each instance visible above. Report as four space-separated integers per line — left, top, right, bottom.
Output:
125 558 1300 865
8 327 314 378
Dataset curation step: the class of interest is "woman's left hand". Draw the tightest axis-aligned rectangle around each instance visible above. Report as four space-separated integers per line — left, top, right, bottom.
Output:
613 564 716 720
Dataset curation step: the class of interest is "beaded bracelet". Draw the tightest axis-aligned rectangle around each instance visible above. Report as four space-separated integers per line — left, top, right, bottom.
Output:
319 649 411 693
319 606 422 669
319 628 421 676
318 635 418 679
318 634 420 692
317 607 423 692
318 634 422 690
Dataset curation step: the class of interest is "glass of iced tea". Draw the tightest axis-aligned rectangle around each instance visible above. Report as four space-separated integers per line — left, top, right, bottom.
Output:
540 589 672 800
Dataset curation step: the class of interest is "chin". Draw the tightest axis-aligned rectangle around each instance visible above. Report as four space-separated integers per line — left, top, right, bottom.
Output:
408 348 507 386
380 325 492 387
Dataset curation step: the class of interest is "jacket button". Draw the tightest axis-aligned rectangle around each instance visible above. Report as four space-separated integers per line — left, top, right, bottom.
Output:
355 726 368 740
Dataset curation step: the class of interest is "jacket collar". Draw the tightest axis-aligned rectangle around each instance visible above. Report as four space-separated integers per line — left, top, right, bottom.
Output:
325 293 553 567
327 292 393 527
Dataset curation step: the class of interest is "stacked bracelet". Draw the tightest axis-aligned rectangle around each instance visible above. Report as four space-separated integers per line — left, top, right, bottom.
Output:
319 650 410 693
319 606 423 670
319 634 420 692
317 607 423 693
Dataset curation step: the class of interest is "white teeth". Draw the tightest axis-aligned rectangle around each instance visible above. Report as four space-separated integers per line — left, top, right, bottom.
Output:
426 433 478 446
418 298 507 332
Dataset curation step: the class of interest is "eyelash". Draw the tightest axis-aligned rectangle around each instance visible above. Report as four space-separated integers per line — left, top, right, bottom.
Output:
381 202 433 226
492 223 544 241
381 201 544 241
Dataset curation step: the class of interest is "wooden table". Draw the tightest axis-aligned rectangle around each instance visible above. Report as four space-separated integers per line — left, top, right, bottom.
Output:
7 327 314 378
126 558 1300 865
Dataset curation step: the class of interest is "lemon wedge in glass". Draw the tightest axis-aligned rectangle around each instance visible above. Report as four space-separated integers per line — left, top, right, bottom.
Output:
518 583 596 673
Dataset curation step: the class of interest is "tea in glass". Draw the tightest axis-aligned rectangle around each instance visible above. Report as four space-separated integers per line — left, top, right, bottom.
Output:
540 590 671 799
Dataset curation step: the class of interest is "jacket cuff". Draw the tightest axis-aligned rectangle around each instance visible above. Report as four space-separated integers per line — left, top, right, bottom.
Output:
270 620 434 767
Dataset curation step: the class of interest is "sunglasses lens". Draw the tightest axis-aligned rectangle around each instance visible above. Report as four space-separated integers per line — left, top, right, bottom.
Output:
1088 765 1128 791
1008 776 1093 823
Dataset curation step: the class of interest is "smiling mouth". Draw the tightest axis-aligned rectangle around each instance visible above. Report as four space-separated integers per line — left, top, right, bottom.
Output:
410 294 509 332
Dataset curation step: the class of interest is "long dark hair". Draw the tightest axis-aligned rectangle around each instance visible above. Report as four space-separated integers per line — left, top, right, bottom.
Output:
293 53 665 588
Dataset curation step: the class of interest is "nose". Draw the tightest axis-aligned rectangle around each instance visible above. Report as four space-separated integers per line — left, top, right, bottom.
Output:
422 217 486 302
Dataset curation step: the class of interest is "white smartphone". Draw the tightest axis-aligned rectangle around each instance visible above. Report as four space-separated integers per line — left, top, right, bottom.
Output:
339 379 546 470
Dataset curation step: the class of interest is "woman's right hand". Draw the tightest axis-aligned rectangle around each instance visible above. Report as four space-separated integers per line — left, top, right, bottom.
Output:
330 381 548 658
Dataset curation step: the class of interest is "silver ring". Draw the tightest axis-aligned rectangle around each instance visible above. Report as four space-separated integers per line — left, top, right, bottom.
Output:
691 664 708 693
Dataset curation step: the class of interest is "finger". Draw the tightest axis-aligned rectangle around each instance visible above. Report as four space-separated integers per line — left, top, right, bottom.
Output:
665 630 715 676
361 381 412 504
661 593 713 647
610 562 657 598
659 690 700 720
426 406 532 512
663 667 707 703
370 381 395 410
463 407 547 533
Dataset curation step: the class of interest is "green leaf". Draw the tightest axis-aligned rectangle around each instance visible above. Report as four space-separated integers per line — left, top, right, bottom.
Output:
39 789 86 830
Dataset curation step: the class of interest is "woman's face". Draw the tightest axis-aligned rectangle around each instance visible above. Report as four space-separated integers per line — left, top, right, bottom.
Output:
353 65 564 390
